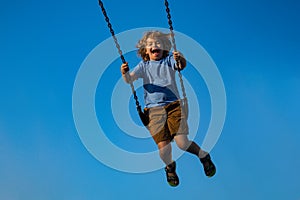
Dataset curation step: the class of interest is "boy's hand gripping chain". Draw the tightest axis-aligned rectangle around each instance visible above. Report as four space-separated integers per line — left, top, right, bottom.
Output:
164 0 188 117
98 0 149 126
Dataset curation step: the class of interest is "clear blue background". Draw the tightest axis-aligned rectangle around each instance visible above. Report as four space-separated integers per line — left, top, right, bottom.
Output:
1 0 299 199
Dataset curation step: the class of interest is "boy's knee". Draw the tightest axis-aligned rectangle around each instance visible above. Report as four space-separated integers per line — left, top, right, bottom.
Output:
175 139 191 151
174 134 189 145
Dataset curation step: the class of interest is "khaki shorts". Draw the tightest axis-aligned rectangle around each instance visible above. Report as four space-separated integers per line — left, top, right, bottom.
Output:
145 100 189 144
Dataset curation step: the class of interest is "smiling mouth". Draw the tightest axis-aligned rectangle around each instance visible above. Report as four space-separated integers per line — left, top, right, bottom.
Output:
150 49 161 54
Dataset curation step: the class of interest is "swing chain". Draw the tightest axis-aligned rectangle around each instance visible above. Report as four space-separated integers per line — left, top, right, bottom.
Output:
98 0 126 63
98 0 149 125
164 0 177 52
164 0 188 116
164 0 186 92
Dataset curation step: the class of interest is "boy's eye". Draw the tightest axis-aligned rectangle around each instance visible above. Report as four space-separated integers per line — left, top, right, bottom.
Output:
146 41 161 47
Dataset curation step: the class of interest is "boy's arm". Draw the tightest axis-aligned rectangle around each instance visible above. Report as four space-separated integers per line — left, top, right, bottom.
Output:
120 62 137 83
173 51 187 70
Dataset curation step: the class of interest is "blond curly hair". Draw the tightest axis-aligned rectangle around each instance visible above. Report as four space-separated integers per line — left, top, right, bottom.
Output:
136 31 172 61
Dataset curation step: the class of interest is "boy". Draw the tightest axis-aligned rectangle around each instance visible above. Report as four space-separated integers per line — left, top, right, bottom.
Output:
120 31 216 186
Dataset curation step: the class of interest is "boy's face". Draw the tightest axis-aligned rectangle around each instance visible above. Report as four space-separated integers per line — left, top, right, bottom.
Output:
145 37 163 61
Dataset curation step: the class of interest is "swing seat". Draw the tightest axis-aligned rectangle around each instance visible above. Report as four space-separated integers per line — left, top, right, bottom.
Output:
137 106 149 126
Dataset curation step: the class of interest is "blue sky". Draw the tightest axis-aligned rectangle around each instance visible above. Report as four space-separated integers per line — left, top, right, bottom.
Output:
1 0 299 199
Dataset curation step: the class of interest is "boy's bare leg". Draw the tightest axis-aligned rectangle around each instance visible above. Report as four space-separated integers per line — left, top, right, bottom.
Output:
174 134 216 177
174 135 208 158
158 140 179 186
157 140 172 165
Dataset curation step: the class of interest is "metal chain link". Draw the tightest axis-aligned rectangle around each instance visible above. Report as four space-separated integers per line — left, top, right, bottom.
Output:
164 0 188 105
164 0 177 52
98 0 144 120
98 0 125 63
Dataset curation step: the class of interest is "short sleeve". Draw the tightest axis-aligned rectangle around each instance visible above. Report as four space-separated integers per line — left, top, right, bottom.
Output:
132 61 145 79
167 54 177 70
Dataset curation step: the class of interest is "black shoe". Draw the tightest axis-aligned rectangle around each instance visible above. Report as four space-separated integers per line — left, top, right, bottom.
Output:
200 154 216 177
165 161 179 187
